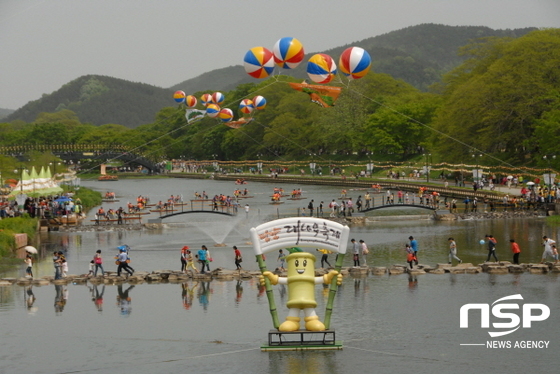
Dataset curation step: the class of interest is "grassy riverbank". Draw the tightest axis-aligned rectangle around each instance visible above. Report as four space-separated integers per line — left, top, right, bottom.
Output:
0 185 101 261
0 217 38 258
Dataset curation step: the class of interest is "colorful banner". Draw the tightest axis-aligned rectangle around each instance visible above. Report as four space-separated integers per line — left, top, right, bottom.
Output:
185 109 206 123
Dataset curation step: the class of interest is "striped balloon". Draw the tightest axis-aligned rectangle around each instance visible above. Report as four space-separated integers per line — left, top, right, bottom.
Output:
239 99 254 114
173 90 186 103
185 95 197 107
201 93 213 106
206 104 221 118
252 96 267 110
243 46 275 79
307 53 337 84
212 92 225 105
218 108 234 123
339 47 371 79
273 37 305 69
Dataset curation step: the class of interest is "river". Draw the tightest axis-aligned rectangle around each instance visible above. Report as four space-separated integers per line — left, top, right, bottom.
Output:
0 177 558 373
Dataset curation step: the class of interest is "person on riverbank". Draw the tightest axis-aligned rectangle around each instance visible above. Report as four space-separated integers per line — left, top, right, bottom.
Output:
351 239 360 267
405 244 416 269
52 252 61 279
24 254 33 278
409 236 419 265
509 239 521 264
307 199 314 217
316 248 332 268
197 245 208 274
116 247 134 277
359 240 369 266
94 249 104 276
329 199 338 217
485 234 499 262
234 245 242 270
278 249 286 271
60 252 68 278
541 236 556 263
180 246 189 273
448 238 462 265
185 249 197 273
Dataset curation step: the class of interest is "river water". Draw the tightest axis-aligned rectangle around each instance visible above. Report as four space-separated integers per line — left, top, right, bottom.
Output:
1 178 559 373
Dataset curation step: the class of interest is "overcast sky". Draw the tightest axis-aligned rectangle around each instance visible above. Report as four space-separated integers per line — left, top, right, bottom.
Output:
1 0 559 110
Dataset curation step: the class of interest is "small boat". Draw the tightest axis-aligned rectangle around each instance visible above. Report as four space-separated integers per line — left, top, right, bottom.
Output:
236 195 254 199
150 209 178 213
102 199 120 203
98 175 119 181
287 197 304 200
270 201 284 205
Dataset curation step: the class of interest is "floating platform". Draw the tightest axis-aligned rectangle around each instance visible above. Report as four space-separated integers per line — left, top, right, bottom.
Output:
261 330 342 351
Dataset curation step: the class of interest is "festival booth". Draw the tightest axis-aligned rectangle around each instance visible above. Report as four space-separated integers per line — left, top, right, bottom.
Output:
250 217 350 351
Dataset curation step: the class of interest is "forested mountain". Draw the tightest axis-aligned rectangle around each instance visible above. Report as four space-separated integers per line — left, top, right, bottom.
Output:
5 24 537 128
0 108 14 120
172 24 536 94
4 75 173 128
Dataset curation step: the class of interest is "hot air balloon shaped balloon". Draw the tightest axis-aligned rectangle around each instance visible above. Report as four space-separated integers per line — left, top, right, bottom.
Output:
252 96 267 110
218 108 234 123
243 46 275 79
173 90 186 103
339 47 372 79
212 92 225 105
239 99 254 114
273 37 305 69
185 95 197 107
201 93 213 106
206 104 221 118
307 54 337 84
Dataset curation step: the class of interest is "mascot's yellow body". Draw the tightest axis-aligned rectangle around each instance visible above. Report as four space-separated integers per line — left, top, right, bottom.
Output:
261 251 342 331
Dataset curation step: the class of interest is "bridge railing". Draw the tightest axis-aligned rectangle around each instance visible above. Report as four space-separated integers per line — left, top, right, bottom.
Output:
153 200 238 218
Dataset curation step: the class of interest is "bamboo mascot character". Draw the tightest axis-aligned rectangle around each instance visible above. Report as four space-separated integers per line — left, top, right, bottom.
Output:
260 247 342 332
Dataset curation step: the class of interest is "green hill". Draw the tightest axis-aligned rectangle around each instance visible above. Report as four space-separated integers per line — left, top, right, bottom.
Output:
3 75 173 128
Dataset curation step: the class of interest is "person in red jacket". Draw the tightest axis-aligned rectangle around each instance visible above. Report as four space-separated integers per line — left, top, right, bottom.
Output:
509 239 521 265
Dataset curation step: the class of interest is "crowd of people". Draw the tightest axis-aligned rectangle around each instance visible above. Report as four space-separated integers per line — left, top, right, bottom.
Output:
0 194 82 219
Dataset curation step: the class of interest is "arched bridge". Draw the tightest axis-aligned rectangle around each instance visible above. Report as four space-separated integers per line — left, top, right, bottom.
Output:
361 203 439 212
1 144 159 173
150 200 238 220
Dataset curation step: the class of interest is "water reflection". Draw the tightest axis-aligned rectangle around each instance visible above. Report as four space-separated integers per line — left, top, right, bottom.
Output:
54 284 67 314
268 351 340 374
197 281 211 311
407 274 418 291
116 284 134 316
235 280 243 305
89 284 105 312
25 285 37 313
181 281 198 310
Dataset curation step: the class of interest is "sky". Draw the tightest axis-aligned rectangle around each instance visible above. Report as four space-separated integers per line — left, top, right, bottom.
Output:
1 0 559 110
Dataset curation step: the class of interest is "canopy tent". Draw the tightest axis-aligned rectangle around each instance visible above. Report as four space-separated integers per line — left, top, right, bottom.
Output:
7 166 63 198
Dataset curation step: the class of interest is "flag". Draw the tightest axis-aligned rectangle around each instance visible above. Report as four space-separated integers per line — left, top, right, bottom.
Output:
185 109 206 123
289 82 342 107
